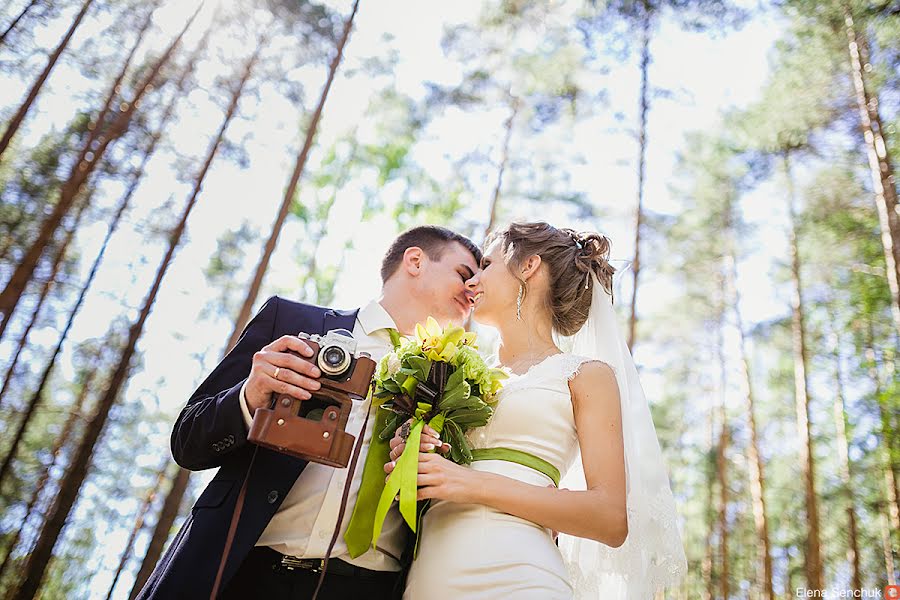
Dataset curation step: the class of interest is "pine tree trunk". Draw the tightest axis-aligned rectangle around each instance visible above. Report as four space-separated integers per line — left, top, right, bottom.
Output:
0 353 96 585
0 0 40 48
9 46 206 592
128 467 190 600
104 461 169 600
482 95 519 242
68 0 160 189
0 194 93 487
226 0 360 352
830 332 862 591
627 1 651 352
701 322 720 600
701 408 714 600
864 331 900 574
727 253 774 600
0 3 201 332
10 38 261 600
0 183 93 346
0 58 193 482
714 289 729 600
843 7 900 335
0 0 96 161
784 154 823 589
0 194 91 408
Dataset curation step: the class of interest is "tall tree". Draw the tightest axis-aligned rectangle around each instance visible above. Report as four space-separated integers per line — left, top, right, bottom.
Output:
582 0 746 351
0 2 202 333
0 191 90 409
127 467 189 600
0 344 98 585
0 0 96 160
672 131 775 598
227 0 359 351
9 33 265 600
0 33 207 486
103 461 169 600
830 329 863 591
783 152 823 589
0 0 41 48
842 4 900 336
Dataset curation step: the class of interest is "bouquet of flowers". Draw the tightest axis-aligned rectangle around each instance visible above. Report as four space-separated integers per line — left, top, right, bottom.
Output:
371 317 507 546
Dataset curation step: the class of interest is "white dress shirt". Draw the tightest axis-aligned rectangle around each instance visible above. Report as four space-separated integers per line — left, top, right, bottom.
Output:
239 299 404 571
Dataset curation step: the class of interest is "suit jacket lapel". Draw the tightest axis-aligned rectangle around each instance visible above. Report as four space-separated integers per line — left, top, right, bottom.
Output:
321 308 359 334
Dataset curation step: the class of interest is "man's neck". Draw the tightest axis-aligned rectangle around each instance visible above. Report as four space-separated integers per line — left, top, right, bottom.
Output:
377 292 420 337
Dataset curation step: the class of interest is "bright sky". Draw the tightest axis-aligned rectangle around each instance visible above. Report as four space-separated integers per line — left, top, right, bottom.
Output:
0 0 791 596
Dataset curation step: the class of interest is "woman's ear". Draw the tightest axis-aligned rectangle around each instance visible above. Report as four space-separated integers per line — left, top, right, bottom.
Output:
402 246 425 276
520 254 542 281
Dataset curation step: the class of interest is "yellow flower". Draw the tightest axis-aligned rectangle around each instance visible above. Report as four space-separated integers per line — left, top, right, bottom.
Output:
414 317 475 362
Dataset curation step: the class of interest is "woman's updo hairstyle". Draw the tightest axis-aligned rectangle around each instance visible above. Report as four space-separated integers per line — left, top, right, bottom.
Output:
485 221 616 336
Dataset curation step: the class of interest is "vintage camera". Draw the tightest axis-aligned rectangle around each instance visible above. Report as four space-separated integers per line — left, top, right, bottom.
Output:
247 329 376 468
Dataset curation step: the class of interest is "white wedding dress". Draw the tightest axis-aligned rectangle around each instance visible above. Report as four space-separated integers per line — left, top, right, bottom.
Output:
403 352 594 600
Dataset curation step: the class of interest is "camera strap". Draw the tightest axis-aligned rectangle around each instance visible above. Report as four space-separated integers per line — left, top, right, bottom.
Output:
209 444 258 599
311 379 376 600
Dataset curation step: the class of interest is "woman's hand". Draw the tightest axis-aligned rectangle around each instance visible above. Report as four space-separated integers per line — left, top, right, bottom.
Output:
384 420 450 472
412 452 482 503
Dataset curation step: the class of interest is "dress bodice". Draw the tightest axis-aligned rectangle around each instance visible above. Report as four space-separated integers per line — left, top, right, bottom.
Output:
467 353 596 483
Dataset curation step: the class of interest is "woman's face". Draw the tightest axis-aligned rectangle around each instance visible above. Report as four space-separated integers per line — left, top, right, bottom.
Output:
468 240 521 326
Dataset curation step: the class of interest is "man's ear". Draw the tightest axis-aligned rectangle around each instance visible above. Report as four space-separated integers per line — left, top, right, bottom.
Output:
521 254 542 281
402 247 426 277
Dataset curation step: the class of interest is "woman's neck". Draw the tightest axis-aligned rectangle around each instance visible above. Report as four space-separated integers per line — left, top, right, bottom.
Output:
495 314 559 372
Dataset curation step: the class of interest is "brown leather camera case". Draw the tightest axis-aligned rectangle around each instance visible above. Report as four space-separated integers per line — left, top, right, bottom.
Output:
247 339 377 468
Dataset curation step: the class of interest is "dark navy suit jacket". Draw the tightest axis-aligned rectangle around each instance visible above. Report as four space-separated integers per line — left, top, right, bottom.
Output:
136 296 361 599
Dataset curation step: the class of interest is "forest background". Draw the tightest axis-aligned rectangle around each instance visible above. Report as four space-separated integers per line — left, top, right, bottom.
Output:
0 0 897 598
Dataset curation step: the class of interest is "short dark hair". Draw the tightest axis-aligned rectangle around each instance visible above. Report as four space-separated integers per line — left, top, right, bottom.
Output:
381 225 482 283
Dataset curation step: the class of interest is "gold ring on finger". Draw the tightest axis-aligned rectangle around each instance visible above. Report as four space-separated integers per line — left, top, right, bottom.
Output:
273 367 281 381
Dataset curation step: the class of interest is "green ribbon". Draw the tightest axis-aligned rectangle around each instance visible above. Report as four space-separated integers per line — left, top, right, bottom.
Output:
343 328 401 558
343 403 393 557
470 447 560 487
371 408 445 550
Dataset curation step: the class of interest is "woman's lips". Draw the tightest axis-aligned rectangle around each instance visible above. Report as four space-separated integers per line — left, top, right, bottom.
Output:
471 292 484 306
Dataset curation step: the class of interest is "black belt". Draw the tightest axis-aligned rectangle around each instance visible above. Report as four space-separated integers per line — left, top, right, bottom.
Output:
257 547 393 579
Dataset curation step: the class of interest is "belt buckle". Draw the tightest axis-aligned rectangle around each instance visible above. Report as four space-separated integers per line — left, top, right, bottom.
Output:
280 555 324 573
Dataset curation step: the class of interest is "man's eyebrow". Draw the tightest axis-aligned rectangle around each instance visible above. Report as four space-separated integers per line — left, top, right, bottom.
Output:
459 264 475 279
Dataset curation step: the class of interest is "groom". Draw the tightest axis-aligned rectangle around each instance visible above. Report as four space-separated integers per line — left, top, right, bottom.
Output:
136 225 481 599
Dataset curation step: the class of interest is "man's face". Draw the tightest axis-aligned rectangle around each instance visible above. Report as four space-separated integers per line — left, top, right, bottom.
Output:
417 241 480 326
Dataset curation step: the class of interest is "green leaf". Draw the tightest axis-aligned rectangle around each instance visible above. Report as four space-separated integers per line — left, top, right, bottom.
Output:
388 329 402 349
445 364 465 391
407 356 432 381
438 380 472 411
448 405 493 428
379 412 402 441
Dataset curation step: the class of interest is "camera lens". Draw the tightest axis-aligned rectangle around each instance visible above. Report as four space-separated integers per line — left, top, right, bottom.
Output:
318 345 350 376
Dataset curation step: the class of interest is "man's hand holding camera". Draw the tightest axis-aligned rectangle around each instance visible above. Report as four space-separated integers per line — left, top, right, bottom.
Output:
245 335 322 416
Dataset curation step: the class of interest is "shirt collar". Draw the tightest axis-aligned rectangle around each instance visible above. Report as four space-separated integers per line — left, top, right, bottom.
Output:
357 299 398 336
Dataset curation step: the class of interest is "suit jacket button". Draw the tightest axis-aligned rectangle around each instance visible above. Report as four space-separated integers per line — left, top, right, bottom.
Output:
267 490 279 504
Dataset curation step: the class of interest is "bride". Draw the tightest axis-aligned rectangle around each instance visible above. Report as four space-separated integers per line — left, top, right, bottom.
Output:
384 221 687 599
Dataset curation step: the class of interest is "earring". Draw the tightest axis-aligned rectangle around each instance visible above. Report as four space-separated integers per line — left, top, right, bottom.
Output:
516 281 526 321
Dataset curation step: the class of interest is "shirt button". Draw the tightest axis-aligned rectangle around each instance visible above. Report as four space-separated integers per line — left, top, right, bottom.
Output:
267 490 279 504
